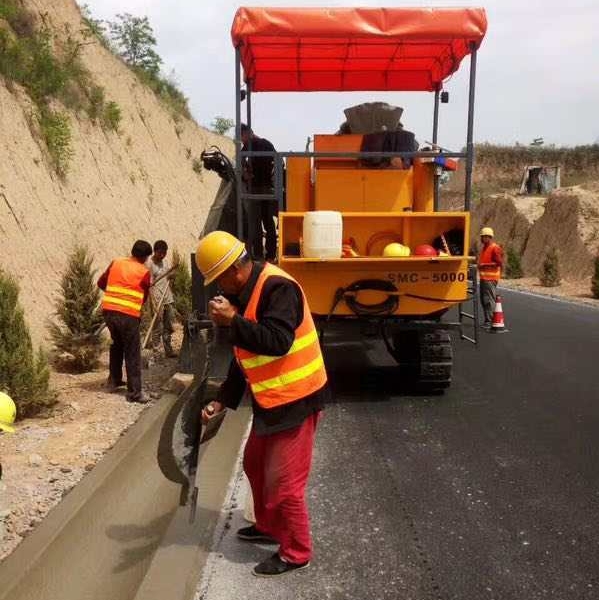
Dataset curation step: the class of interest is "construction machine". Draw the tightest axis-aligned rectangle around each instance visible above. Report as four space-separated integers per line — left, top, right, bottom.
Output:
195 7 487 392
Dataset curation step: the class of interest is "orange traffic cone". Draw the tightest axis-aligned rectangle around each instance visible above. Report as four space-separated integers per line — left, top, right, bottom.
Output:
490 294 508 333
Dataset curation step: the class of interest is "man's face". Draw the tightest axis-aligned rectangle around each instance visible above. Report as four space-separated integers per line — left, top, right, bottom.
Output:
241 130 250 145
481 235 492 245
216 263 250 295
154 249 167 261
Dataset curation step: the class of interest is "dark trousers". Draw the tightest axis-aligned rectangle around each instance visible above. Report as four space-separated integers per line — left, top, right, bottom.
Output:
103 310 142 401
244 189 278 261
480 279 498 324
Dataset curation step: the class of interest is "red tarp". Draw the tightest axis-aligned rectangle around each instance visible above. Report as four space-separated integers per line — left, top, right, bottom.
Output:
231 7 487 92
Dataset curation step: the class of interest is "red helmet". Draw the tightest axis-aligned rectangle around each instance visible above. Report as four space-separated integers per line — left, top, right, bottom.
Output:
413 244 438 257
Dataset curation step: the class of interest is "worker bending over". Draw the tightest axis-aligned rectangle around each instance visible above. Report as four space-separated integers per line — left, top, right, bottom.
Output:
98 240 153 403
196 231 329 577
477 227 503 328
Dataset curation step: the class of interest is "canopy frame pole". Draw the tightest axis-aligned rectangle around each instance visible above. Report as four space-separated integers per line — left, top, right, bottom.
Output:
464 44 478 211
235 46 243 238
433 87 441 212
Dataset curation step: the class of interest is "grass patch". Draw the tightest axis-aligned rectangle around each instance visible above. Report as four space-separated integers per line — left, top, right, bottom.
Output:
102 100 122 131
39 108 73 176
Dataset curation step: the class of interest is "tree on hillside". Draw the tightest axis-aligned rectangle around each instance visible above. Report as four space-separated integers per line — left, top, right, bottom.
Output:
108 13 162 76
211 117 234 136
171 250 192 321
504 246 523 279
0 270 54 417
48 246 104 372
540 247 561 287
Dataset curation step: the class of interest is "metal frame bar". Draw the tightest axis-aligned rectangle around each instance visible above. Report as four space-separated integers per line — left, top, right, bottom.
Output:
432 87 441 212
464 44 478 211
234 46 243 238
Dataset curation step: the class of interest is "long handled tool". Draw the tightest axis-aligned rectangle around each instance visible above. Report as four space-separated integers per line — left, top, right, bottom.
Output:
141 284 169 350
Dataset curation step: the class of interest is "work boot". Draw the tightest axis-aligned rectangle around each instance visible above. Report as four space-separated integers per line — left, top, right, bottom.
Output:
126 393 150 404
253 553 310 577
105 377 126 392
237 525 277 544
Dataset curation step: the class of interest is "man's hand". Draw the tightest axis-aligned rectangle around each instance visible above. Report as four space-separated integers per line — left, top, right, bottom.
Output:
201 400 225 424
208 295 236 326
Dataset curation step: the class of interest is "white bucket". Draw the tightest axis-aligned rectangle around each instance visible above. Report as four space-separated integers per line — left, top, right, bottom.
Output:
302 211 343 259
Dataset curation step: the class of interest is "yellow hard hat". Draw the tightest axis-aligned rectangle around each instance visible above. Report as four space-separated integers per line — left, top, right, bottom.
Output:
383 242 411 257
480 227 494 237
195 231 246 285
0 392 16 433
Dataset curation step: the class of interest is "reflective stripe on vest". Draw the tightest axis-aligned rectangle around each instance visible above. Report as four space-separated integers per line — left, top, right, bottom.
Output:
478 243 501 281
234 263 327 409
101 258 148 318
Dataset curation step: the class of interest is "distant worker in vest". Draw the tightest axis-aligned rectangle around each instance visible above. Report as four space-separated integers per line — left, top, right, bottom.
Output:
0 392 16 481
97 240 153 403
149 240 177 358
241 123 278 262
196 231 328 577
478 227 504 328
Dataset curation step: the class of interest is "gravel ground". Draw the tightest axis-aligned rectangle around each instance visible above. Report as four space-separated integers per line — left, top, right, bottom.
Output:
0 329 183 562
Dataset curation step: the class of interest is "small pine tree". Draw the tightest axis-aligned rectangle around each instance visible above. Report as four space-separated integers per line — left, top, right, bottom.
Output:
591 255 599 299
0 270 54 417
540 247 561 287
48 246 104 371
504 246 523 279
171 250 192 321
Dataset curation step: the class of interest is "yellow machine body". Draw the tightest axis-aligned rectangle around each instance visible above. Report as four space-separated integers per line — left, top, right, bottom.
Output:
283 134 470 318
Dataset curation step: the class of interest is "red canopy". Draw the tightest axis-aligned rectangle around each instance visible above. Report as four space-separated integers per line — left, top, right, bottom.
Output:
231 7 487 92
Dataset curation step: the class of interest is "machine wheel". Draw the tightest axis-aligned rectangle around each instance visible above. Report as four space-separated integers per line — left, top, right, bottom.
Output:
390 329 453 391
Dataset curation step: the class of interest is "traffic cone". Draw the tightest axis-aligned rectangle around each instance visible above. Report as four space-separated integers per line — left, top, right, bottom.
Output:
490 294 508 333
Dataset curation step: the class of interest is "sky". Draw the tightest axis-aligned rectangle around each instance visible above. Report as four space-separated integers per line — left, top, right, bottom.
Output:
82 0 599 152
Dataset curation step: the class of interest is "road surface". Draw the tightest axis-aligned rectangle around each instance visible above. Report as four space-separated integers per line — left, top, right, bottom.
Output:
196 290 599 600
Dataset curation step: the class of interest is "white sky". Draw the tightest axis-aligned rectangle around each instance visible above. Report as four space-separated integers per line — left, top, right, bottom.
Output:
82 1 599 151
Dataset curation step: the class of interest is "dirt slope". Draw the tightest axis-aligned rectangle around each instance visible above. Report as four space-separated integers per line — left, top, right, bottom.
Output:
0 0 232 344
472 185 599 277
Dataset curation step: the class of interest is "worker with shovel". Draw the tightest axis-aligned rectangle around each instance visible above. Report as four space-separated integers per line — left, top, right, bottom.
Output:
148 240 178 358
97 240 153 403
196 231 329 578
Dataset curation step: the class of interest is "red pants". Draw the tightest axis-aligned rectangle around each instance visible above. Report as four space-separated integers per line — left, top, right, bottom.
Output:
243 412 319 564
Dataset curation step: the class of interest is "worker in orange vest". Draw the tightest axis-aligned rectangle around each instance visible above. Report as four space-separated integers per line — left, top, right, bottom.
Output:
477 227 504 328
196 231 329 577
97 240 153 403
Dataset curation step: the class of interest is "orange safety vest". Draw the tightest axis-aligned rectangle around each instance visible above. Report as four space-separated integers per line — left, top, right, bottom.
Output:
101 258 148 318
478 243 502 281
234 264 327 409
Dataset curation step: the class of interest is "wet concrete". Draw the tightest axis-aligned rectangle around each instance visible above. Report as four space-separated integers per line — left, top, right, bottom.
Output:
196 290 599 600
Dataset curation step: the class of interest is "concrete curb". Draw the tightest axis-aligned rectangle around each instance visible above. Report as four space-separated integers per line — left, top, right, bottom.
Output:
0 377 251 600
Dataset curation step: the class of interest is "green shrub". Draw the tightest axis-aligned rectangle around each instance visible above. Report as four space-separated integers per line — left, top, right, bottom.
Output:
171 250 192 321
80 3 111 49
48 246 104 372
86 84 105 121
540 247 561 287
210 116 234 136
0 270 55 417
591 256 599 300
504 246 523 279
39 108 73 175
102 100 122 131
0 1 18 21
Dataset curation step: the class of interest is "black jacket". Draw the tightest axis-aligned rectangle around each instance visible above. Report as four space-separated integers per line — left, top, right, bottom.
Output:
218 262 328 435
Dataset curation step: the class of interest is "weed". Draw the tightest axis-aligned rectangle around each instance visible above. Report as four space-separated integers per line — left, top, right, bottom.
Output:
504 246 523 279
191 157 202 175
102 100 121 131
540 247 561 287
39 109 73 175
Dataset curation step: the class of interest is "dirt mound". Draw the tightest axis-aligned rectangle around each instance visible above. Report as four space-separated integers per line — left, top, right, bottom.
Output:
472 185 599 278
0 0 232 344
471 193 542 254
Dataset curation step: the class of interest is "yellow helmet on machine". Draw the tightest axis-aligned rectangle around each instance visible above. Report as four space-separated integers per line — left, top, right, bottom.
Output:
480 227 494 237
382 242 411 257
195 231 246 285
0 392 16 433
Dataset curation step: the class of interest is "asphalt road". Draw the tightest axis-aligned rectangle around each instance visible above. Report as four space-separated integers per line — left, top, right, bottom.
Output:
196 290 599 600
